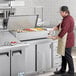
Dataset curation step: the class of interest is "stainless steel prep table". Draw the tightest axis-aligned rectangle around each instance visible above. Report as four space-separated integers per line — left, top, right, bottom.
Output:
0 43 29 76
6 15 62 75
22 38 53 73
0 31 30 76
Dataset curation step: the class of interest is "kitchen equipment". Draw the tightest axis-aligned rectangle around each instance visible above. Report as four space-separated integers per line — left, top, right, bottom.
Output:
0 48 10 76
52 40 62 71
0 7 15 29
7 14 60 74
37 39 52 72
0 31 20 47
11 30 48 41
23 39 52 73
7 15 48 41
25 43 35 74
0 43 29 76
0 30 30 76
0 0 9 3
11 45 26 76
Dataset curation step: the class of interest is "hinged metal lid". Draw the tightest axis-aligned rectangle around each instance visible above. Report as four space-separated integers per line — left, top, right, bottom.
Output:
7 15 38 30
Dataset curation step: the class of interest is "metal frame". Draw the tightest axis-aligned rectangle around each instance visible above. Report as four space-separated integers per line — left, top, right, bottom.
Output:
35 45 37 72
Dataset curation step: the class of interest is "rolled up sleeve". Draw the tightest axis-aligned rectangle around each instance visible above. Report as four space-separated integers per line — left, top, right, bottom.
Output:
58 19 70 38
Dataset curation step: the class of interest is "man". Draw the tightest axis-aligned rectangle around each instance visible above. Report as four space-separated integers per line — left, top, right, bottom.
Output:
49 6 75 74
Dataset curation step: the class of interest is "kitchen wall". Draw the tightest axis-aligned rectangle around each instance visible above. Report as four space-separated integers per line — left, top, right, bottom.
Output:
15 0 76 27
0 0 76 26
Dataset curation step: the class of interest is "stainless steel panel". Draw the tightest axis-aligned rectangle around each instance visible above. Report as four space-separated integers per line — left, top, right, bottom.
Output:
52 41 62 69
25 44 35 74
0 31 20 46
12 31 48 41
11 46 25 76
0 0 9 3
37 41 52 72
0 49 10 76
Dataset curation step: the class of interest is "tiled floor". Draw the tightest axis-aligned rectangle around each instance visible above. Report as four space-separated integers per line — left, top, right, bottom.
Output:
37 48 76 76
37 72 54 76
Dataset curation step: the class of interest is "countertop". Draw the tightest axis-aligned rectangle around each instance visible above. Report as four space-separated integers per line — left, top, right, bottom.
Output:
0 43 30 50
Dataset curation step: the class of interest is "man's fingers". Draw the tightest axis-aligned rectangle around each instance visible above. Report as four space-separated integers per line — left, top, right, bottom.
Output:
48 36 52 38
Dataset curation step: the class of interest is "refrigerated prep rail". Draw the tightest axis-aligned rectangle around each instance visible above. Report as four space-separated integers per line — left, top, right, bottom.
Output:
7 15 61 74
0 15 62 76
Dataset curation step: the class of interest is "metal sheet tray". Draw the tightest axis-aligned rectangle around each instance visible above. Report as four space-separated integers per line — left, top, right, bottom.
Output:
11 31 49 41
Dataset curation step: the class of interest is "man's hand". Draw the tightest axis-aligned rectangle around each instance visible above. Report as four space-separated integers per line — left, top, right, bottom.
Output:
52 36 58 40
49 26 58 33
53 26 59 30
48 36 60 40
48 36 53 39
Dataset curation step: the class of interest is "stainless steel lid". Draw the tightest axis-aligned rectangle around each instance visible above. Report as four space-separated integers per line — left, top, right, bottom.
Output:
7 15 38 30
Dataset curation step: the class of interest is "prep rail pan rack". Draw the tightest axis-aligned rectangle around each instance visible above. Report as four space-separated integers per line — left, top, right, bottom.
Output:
7 15 49 41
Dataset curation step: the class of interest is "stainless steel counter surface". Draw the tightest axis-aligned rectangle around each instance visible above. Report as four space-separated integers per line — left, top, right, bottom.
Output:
0 30 30 50
0 43 30 50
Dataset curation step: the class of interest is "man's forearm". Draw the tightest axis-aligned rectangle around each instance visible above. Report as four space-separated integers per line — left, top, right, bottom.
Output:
53 26 59 30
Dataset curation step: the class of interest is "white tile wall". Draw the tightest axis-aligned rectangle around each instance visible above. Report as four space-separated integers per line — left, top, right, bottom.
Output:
17 0 76 26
